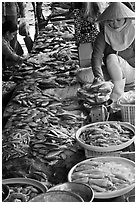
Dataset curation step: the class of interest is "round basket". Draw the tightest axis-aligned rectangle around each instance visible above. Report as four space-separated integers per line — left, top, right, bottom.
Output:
75 121 135 152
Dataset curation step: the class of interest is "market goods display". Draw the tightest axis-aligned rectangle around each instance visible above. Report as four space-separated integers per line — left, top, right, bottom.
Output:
2 2 87 188
76 121 135 152
68 157 135 199
2 78 85 185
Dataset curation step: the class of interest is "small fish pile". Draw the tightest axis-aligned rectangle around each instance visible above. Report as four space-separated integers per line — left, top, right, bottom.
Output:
2 81 16 95
2 128 33 161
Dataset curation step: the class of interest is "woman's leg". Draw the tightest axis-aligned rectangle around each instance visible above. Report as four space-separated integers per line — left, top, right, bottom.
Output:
106 54 125 102
106 54 123 81
106 54 135 84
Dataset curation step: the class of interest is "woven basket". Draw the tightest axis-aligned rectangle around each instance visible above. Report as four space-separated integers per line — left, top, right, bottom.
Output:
85 149 122 158
118 91 135 125
119 103 135 126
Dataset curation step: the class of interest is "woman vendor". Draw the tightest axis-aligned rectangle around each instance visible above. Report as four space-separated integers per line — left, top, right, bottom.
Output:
91 2 135 104
2 20 26 71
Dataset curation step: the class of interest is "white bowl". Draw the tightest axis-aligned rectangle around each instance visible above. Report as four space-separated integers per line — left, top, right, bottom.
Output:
68 156 135 199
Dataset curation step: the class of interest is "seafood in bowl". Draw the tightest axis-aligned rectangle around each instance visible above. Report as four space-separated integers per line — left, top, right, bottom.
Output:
68 157 135 199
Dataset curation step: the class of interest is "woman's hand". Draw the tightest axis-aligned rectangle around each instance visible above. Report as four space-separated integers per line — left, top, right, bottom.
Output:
92 77 104 86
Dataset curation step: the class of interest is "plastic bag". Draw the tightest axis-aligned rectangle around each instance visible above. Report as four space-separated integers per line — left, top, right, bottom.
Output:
76 67 94 84
119 90 135 104
19 18 29 36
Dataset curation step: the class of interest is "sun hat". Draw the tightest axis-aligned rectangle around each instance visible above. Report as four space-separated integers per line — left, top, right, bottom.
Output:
97 2 135 22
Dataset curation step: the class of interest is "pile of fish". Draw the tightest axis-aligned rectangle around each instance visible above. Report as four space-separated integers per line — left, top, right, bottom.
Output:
2 2 87 187
2 78 85 162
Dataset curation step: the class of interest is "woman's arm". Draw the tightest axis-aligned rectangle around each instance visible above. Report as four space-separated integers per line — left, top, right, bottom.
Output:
91 31 106 80
2 40 23 63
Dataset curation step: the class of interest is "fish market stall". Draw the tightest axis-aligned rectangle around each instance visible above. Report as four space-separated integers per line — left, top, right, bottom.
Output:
2 2 135 202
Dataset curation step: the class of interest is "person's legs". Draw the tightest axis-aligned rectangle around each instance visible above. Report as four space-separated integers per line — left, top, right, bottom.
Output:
36 2 49 30
106 54 135 84
106 54 135 102
106 54 125 102
36 2 43 23
106 54 123 81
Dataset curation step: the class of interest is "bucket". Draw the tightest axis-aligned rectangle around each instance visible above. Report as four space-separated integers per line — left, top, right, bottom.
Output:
24 36 33 53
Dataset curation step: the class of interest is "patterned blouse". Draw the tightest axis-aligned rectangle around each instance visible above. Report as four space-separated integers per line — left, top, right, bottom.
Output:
73 9 99 45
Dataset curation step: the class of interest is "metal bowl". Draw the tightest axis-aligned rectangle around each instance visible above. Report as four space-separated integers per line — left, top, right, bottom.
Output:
2 178 48 202
29 190 84 202
48 182 94 202
2 184 10 201
2 178 48 193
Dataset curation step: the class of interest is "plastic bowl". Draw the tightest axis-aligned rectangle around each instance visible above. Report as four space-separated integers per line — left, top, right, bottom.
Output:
48 182 94 202
68 156 135 199
29 190 84 202
76 121 135 152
